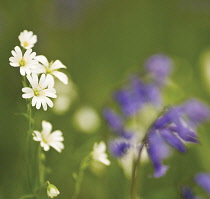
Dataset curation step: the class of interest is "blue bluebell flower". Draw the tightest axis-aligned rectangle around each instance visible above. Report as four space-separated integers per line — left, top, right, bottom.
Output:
181 99 210 127
195 173 210 195
103 108 133 139
114 76 161 117
147 104 201 178
147 131 171 177
145 54 173 85
181 186 200 199
103 108 123 132
109 139 131 158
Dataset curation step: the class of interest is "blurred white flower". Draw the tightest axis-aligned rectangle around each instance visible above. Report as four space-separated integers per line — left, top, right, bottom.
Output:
73 106 100 133
22 74 56 111
33 121 64 152
47 181 60 198
9 46 38 76
92 142 110 166
18 30 37 49
53 79 77 114
35 55 68 84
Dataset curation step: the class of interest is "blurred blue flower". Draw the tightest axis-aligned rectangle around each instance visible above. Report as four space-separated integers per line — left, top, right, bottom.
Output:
181 99 210 127
195 173 210 195
114 76 161 116
103 108 133 139
145 54 173 85
181 186 200 199
147 103 204 177
147 131 171 177
109 139 131 158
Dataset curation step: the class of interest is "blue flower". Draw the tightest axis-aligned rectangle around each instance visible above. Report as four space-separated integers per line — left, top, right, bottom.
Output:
109 139 131 158
103 108 133 139
147 105 201 178
181 186 200 199
103 108 123 132
195 173 210 195
147 131 171 178
114 76 161 117
145 54 173 85
181 99 210 127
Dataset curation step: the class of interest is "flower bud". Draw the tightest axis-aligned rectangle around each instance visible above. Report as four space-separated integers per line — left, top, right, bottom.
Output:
47 182 60 198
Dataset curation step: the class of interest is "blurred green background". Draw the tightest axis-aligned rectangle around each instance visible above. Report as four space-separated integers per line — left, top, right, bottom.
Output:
1 0 210 198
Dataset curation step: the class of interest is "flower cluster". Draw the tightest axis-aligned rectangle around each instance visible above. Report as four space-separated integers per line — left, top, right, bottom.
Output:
103 54 210 180
104 54 173 162
146 100 210 177
10 30 68 198
9 30 68 111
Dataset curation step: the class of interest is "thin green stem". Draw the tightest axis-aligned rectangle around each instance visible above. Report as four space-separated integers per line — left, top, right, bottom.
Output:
130 107 169 199
71 154 91 199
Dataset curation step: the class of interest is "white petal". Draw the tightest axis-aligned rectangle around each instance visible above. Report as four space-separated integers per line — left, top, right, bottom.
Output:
36 55 49 66
35 99 42 109
22 93 34 98
32 96 38 107
22 87 33 93
43 97 54 108
10 62 20 67
51 60 66 70
42 121 52 135
20 67 26 76
33 131 42 141
14 46 22 59
52 71 68 84
49 142 64 152
44 89 57 98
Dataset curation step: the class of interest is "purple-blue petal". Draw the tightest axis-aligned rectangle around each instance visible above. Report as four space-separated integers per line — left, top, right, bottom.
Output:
153 107 181 129
109 139 131 158
195 173 210 195
147 131 171 178
182 99 210 126
103 108 123 131
175 119 198 143
160 129 186 153
145 54 173 85
181 186 200 199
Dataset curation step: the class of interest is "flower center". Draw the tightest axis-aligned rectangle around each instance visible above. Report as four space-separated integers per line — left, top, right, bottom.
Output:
46 67 52 74
42 135 49 144
19 58 26 66
34 89 40 96
23 41 29 47
34 85 46 97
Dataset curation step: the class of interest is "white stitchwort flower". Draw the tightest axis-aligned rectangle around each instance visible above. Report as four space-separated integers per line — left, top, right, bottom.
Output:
47 181 60 198
22 74 57 111
9 46 38 76
92 141 110 166
35 55 68 84
33 121 64 152
18 30 37 49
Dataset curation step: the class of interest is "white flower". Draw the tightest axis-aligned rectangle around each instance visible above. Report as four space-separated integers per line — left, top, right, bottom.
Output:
33 121 64 152
18 30 37 49
47 182 60 198
35 55 68 84
92 142 110 166
22 74 57 111
9 46 38 76
73 106 100 133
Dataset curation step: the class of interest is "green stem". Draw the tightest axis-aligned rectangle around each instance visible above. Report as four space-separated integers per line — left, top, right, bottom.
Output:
71 154 91 199
130 107 169 199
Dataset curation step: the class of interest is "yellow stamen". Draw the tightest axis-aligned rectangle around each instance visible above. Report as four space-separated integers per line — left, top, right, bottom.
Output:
19 58 26 66
46 67 52 74
23 41 29 47
34 90 40 96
